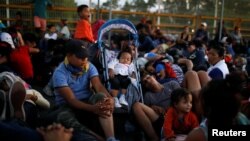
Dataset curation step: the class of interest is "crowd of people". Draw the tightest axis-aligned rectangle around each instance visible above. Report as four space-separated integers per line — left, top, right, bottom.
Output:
0 3 250 141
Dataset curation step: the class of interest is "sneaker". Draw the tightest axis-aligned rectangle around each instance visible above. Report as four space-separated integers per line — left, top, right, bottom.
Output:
114 97 122 108
9 81 26 121
26 89 50 109
119 94 128 106
0 90 6 120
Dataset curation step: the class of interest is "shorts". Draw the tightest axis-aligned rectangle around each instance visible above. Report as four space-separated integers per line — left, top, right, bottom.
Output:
34 16 47 31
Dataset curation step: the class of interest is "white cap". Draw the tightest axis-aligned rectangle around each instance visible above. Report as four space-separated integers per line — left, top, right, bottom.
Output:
0 32 15 49
201 22 207 27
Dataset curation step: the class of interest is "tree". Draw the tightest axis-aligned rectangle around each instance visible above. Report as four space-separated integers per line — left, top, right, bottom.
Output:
102 0 120 10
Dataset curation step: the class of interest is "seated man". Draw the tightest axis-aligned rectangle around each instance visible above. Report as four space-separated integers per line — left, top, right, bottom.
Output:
52 40 118 141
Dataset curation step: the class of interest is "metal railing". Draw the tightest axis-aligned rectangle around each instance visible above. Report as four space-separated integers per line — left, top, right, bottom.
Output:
1 4 250 39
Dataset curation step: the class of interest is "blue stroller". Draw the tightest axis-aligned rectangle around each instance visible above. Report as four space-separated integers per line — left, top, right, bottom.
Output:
97 19 144 112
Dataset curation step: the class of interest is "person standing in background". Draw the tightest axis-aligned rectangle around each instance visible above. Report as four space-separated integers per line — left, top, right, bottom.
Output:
74 5 95 48
31 0 53 35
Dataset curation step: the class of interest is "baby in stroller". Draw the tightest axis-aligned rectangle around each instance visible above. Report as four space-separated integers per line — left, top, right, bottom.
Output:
108 50 135 108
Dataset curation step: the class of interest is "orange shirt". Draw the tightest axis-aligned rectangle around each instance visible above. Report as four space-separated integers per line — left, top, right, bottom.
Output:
74 19 94 43
163 107 199 139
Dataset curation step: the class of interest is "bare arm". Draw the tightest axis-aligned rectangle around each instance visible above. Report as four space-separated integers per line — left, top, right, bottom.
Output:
91 76 114 113
177 58 193 71
56 86 94 112
91 76 111 98
29 47 40 54
56 86 111 118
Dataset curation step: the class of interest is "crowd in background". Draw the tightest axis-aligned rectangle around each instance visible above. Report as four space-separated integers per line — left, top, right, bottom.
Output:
0 3 250 141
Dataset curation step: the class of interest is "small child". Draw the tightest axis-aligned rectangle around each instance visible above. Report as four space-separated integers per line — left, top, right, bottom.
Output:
74 4 94 47
44 24 57 40
108 50 135 108
163 88 199 141
59 19 70 40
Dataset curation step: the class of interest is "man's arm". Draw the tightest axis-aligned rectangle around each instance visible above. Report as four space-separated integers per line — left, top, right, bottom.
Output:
91 76 114 113
91 76 111 98
56 86 94 112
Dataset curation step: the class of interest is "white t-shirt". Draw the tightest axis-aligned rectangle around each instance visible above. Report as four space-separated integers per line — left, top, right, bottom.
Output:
44 33 58 40
108 59 135 76
60 26 70 39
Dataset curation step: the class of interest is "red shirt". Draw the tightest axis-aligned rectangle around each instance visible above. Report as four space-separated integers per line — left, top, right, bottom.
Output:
74 19 94 43
9 46 33 80
163 107 199 139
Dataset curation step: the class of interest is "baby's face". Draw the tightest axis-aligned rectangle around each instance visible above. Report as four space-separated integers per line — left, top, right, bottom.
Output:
119 52 132 65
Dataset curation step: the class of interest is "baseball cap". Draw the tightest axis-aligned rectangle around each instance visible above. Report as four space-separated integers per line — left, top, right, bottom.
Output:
201 22 207 27
65 40 88 59
0 32 15 49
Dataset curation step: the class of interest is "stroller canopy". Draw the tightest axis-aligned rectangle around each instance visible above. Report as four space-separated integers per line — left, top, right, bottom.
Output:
97 19 138 48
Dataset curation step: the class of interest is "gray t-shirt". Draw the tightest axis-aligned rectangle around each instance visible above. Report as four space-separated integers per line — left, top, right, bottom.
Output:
144 81 180 109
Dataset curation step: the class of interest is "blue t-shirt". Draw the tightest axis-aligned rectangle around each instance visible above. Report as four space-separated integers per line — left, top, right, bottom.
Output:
53 62 99 105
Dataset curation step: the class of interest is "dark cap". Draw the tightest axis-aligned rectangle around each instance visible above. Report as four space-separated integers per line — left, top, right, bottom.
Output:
65 40 88 59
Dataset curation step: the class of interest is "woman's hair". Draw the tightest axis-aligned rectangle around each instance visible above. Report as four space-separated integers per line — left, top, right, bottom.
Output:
170 88 191 106
144 60 155 71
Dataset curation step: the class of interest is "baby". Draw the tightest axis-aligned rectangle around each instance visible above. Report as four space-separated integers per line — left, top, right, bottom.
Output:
108 50 135 108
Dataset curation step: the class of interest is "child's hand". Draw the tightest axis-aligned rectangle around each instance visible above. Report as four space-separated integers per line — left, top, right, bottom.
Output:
108 69 115 78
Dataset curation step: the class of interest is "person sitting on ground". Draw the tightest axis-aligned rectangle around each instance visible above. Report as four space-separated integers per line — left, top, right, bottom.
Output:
193 22 209 45
44 24 58 40
144 59 177 84
0 72 50 128
176 26 192 50
11 11 27 33
163 88 199 141
3 30 35 83
207 43 229 79
132 73 180 141
0 40 13 73
185 40 207 71
185 77 245 141
52 39 118 141
108 50 135 108
58 19 71 40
